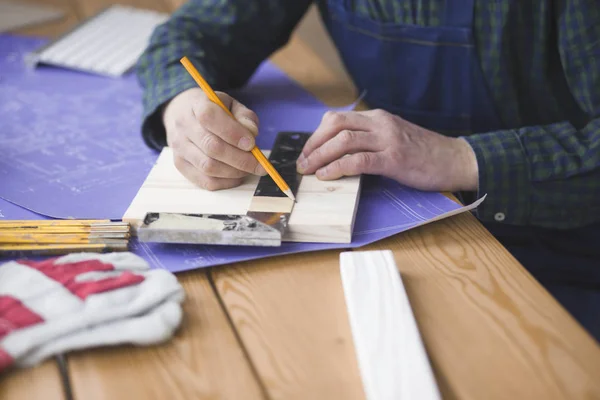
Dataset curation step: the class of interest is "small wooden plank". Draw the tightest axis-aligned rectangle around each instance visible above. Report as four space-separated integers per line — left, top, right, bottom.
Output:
362 212 600 399
212 251 366 400
248 196 294 213
340 250 441 400
67 271 265 400
122 147 362 244
0 360 65 400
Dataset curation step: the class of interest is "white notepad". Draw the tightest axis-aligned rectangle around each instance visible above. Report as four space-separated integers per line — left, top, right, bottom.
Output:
0 1 64 33
26 5 168 77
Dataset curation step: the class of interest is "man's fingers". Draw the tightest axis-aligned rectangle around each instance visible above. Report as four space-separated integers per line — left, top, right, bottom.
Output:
315 152 383 180
300 111 372 161
229 96 259 137
297 130 378 174
187 129 266 176
192 92 257 151
173 155 244 191
177 140 250 179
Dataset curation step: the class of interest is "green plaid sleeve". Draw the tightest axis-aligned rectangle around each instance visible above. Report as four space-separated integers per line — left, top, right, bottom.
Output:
464 0 600 229
464 122 600 229
135 0 311 150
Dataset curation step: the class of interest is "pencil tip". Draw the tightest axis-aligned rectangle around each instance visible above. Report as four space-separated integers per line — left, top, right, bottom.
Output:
283 189 296 202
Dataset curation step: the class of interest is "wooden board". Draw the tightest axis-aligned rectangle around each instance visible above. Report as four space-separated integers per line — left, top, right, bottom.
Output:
340 250 441 400
123 147 362 243
67 272 265 400
211 251 366 400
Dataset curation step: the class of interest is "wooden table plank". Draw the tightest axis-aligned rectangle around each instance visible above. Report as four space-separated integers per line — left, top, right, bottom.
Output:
211 251 366 400
73 0 171 16
67 272 265 400
362 212 600 399
9 0 79 38
0 361 65 400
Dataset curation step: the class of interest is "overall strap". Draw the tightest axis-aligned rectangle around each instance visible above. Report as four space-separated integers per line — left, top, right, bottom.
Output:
444 0 475 27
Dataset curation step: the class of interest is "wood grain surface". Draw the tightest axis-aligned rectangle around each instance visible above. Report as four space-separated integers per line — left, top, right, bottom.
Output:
74 0 170 16
9 0 77 38
0 1 64 33
212 251 366 400
362 212 600 399
67 272 265 400
0 360 65 400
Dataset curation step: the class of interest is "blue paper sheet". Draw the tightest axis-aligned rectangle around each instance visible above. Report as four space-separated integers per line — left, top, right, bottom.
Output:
0 176 467 271
0 34 477 272
0 34 338 219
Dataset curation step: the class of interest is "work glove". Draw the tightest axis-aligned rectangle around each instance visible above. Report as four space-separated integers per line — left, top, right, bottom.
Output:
0 252 184 372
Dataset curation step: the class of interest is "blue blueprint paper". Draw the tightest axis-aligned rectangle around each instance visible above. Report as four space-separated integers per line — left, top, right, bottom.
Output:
0 34 336 219
0 176 465 272
0 34 475 272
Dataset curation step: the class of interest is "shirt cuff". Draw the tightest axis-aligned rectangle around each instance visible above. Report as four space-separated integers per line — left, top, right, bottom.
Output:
138 64 199 151
462 129 532 225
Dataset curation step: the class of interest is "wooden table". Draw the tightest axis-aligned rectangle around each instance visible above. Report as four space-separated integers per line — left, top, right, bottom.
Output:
2 1 599 399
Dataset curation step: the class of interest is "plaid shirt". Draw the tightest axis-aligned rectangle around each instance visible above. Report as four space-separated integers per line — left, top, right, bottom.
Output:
136 0 600 229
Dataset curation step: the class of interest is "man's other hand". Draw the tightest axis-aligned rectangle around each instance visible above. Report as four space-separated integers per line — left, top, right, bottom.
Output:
297 109 479 192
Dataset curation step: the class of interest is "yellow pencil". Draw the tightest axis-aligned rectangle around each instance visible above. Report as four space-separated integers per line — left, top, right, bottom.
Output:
179 56 296 202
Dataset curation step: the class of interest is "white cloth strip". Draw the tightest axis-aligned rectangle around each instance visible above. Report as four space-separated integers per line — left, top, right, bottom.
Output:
340 250 441 400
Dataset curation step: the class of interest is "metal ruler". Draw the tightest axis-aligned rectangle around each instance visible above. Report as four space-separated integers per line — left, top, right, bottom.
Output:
137 132 309 247
25 5 168 77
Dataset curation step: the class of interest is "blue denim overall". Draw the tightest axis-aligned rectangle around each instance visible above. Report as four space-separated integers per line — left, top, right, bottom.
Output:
319 0 600 340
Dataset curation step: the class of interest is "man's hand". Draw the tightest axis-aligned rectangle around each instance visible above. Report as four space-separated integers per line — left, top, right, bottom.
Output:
296 109 479 192
163 88 266 191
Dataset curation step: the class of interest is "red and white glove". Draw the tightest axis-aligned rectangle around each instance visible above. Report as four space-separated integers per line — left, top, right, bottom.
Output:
0 252 184 372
